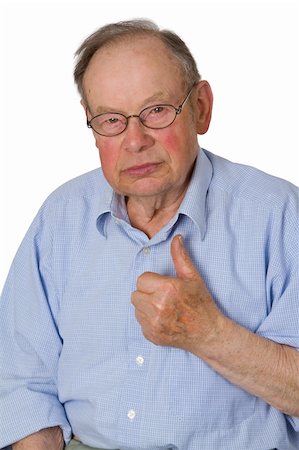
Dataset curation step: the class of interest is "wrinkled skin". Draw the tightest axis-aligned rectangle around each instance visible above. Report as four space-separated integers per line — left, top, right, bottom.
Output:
131 235 224 353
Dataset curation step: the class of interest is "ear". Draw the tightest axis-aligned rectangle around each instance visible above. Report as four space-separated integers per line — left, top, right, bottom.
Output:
80 98 89 116
80 99 92 130
193 80 213 135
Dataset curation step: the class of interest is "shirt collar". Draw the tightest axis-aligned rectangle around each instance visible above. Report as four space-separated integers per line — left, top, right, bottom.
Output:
95 175 114 237
96 147 213 240
178 147 212 240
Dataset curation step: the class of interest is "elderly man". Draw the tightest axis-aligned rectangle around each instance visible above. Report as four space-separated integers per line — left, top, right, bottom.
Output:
0 19 298 450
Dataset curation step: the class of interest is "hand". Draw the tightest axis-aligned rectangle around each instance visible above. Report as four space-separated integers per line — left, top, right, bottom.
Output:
12 426 64 450
131 235 224 353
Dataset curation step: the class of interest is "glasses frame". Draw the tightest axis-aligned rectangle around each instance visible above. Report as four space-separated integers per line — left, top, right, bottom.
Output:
86 84 196 137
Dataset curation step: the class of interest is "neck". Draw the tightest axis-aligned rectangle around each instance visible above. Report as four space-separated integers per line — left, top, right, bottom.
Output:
126 186 188 239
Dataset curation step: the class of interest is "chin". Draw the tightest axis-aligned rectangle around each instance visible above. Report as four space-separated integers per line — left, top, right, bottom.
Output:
126 184 173 199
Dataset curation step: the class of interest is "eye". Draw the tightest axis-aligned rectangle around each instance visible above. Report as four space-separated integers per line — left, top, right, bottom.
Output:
142 105 169 121
149 106 165 115
97 113 126 129
106 117 119 124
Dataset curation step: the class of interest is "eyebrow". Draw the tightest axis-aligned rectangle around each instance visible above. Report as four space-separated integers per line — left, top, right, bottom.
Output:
94 90 171 114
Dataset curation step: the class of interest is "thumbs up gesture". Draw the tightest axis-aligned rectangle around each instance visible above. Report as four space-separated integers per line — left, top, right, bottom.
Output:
131 235 225 353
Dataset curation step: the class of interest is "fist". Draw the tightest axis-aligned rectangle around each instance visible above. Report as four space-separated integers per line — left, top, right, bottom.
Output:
131 235 224 353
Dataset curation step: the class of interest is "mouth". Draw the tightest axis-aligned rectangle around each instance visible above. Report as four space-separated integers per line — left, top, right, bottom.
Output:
123 162 162 177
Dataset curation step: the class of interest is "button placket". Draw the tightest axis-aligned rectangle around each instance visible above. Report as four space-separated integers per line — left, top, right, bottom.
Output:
119 243 154 429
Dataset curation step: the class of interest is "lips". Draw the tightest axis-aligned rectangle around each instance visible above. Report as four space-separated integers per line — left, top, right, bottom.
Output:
123 162 162 176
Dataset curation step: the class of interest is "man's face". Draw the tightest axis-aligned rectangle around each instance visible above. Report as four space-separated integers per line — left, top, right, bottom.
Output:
82 37 208 201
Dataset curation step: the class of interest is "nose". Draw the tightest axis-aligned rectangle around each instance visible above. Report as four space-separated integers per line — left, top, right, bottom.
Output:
122 116 154 153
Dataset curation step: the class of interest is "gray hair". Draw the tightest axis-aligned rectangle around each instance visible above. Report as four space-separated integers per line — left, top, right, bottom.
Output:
74 19 201 99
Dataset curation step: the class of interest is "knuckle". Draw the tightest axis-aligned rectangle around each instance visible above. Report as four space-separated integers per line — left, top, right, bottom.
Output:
163 278 178 297
136 274 145 290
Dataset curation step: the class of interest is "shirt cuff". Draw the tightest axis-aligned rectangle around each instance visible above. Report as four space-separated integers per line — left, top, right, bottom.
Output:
0 388 72 447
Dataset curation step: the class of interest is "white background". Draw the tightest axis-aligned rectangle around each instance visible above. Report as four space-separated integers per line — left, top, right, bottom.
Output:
0 0 298 290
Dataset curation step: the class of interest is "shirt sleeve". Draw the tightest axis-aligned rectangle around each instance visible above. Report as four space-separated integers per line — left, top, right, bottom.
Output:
255 186 299 431
0 203 72 447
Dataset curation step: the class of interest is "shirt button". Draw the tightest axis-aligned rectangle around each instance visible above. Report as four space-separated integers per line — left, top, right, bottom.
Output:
143 246 151 255
127 409 136 420
136 355 144 366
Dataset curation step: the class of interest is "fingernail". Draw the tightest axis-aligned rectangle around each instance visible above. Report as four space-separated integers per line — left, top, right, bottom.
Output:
178 235 184 246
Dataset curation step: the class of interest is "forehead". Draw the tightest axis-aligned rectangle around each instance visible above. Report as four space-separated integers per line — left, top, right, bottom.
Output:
82 36 185 105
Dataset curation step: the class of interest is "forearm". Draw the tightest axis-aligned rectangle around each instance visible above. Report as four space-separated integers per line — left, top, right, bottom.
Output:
195 316 299 416
12 426 64 450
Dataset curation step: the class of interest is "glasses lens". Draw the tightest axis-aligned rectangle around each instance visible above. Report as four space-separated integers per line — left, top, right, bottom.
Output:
140 105 176 129
91 113 127 136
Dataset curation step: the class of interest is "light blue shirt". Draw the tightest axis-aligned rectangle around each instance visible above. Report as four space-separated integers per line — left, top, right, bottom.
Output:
0 149 298 450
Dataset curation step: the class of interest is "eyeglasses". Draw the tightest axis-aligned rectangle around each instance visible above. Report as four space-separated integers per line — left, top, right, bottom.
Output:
86 84 195 137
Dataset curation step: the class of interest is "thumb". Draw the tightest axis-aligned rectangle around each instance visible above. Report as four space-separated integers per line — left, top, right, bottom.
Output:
171 235 199 280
